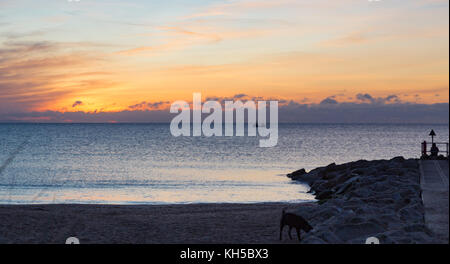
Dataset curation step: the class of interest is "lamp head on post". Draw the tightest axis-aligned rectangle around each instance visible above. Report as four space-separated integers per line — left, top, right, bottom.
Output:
429 129 436 144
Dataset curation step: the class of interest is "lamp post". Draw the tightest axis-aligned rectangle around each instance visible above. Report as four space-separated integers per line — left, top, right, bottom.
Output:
429 129 436 144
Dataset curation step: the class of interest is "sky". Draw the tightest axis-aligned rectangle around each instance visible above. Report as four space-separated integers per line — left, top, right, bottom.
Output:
0 0 449 123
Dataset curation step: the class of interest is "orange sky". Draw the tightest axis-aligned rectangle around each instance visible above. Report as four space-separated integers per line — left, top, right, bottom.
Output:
0 0 448 115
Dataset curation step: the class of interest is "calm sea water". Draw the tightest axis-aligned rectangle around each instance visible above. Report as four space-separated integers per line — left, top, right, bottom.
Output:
0 123 448 204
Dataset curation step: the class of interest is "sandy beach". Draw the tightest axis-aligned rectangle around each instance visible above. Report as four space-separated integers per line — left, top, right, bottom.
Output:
0 202 315 244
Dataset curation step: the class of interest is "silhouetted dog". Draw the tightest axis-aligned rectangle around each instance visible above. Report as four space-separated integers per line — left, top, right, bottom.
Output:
279 209 313 241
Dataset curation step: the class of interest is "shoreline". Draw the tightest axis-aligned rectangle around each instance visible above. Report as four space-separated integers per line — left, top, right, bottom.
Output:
0 201 311 206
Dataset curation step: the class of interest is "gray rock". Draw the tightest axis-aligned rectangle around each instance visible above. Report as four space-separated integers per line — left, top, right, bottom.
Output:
402 224 431 235
287 168 306 180
346 186 374 199
391 156 405 163
334 176 360 195
349 159 370 169
385 167 405 176
321 171 339 180
301 235 325 244
334 173 356 186
286 158 434 244
311 205 342 221
403 159 418 169
369 182 389 192
317 231 342 243
334 222 385 242
345 216 365 224
326 198 346 207
377 214 402 228
316 190 333 200
399 204 424 222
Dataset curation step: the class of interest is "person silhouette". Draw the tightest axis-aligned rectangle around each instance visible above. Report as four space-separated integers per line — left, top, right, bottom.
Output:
430 143 439 157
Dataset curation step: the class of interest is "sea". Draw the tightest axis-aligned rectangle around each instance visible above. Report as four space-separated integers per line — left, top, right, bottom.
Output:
0 123 448 204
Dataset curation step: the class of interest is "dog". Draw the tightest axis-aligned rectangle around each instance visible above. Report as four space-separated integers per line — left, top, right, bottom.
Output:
279 209 313 241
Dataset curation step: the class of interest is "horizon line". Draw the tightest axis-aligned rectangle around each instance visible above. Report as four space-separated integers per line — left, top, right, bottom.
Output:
0 122 448 125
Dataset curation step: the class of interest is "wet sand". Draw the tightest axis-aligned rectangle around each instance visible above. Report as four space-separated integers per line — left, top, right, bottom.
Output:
0 202 315 244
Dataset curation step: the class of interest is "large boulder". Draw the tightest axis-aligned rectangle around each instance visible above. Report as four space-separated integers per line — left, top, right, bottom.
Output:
334 222 385 242
315 190 333 200
300 235 325 244
287 168 322 185
404 159 418 169
287 168 306 180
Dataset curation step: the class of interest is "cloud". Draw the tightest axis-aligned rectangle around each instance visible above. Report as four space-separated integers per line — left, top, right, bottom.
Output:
116 25 224 56
322 31 368 46
233 93 248 99
72 101 83 108
320 97 338 105
128 101 147 109
385 95 400 103
356 93 402 104
183 0 294 20
1 94 448 124
147 101 170 109
2 31 45 40
279 102 449 124
0 40 115 112
115 23 273 56
356 93 375 103
128 101 170 110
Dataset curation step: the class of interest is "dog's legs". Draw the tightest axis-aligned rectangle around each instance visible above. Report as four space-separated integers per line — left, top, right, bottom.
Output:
288 226 292 240
279 224 284 240
296 228 301 242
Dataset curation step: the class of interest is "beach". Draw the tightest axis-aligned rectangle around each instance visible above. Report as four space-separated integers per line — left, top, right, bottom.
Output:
0 202 313 244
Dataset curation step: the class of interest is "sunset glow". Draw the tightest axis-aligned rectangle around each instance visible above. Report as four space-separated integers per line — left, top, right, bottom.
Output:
0 0 448 118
